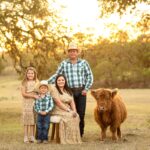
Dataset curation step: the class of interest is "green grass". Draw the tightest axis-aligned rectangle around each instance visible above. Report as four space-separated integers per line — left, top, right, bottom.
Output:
0 75 150 150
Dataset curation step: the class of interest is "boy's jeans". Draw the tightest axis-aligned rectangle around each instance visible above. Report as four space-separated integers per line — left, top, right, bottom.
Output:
37 114 50 140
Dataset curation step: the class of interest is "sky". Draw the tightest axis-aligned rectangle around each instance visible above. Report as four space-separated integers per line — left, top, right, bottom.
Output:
50 0 150 40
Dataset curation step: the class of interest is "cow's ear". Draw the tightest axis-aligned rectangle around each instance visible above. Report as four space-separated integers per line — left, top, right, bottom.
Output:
91 89 96 96
111 88 118 98
91 89 98 100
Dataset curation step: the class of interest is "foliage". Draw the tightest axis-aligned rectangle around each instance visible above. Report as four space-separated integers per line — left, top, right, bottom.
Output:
85 35 150 88
137 13 150 33
0 0 69 79
98 0 149 16
0 56 5 74
0 0 149 87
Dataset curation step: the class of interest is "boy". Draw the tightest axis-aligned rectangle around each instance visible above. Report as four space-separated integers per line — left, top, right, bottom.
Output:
34 80 54 144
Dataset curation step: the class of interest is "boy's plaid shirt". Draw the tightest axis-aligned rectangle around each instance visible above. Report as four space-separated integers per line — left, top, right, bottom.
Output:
34 94 54 113
48 58 93 91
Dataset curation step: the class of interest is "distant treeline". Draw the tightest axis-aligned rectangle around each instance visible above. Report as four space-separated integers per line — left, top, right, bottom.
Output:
85 39 150 88
0 38 150 89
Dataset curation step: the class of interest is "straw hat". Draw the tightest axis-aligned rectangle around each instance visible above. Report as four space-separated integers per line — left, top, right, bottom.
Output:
68 42 78 50
66 42 81 52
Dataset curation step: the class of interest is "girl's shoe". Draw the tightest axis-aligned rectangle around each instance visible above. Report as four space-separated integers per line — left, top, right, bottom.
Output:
24 136 29 143
30 136 35 143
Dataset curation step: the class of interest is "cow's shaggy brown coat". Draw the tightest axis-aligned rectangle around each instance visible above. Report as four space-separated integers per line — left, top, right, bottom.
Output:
91 88 127 141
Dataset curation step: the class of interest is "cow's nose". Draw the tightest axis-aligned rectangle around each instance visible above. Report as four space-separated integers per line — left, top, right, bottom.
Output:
99 106 104 111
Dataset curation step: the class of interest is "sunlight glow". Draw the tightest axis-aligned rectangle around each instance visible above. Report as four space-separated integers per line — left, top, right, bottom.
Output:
51 0 150 41
62 0 99 28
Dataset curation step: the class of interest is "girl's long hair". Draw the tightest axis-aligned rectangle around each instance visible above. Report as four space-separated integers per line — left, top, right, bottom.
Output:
55 74 72 96
22 67 39 86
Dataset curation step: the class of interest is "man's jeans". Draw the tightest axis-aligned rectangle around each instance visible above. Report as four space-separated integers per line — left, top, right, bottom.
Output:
37 114 50 140
73 91 86 137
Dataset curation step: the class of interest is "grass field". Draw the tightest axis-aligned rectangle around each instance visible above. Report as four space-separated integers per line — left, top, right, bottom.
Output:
0 75 150 150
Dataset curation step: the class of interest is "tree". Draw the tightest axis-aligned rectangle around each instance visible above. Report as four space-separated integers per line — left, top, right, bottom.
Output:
0 0 68 79
98 0 148 16
137 13 150 34
85 38 150 88
0 56 4 74
110 30 129 43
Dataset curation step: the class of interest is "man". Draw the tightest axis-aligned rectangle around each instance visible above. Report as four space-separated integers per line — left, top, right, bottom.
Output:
48 42 93 137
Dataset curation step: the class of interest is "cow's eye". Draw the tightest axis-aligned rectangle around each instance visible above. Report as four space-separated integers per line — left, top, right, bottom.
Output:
100 102 105 105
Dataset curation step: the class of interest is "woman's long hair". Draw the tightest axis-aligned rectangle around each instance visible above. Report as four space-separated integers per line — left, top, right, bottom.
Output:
55 74 72 96
22 66 39 86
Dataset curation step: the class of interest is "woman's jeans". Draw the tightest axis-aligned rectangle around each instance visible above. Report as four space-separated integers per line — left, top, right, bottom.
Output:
37 114 50 140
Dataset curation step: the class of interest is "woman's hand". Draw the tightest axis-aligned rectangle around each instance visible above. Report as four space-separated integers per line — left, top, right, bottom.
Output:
71 111 77 118
66 108 77 117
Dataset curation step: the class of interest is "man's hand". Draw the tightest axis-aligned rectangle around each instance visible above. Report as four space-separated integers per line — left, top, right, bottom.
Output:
82 90 87 96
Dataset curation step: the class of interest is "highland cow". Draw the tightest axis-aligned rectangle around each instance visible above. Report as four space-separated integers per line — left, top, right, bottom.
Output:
91 88 127 141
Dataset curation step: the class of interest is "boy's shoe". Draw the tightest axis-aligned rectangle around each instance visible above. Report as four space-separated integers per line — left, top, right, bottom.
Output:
24 136 29 143
36 140 42 144
30 136 35 143
43 140 48 144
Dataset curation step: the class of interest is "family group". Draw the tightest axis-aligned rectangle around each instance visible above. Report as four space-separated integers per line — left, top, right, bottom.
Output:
21 42 93 144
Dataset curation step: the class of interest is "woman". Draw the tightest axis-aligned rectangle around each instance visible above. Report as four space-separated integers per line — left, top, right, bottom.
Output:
51 74 82 144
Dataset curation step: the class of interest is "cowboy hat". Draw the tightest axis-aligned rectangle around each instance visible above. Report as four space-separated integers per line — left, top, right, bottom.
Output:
35 80 50 92
65 42 81 54
68 42 79 50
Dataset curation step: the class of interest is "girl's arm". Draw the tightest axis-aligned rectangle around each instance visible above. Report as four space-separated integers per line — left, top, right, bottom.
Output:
21 86 37 99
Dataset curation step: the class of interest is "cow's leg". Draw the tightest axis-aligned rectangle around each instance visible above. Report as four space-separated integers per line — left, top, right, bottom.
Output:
117 126 121 139
100 126 107 141
110 126 117 140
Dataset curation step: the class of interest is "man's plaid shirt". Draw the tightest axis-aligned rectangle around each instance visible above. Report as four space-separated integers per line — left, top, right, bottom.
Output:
48 58 93 91
34 94 54 113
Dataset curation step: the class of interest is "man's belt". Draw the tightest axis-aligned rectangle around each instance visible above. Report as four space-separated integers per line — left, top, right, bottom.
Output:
71 87 84 92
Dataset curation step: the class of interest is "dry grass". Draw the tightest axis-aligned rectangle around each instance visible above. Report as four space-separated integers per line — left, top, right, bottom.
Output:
0 75 150 150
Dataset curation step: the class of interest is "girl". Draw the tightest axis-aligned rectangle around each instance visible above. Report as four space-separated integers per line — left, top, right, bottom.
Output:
21 67 39 143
